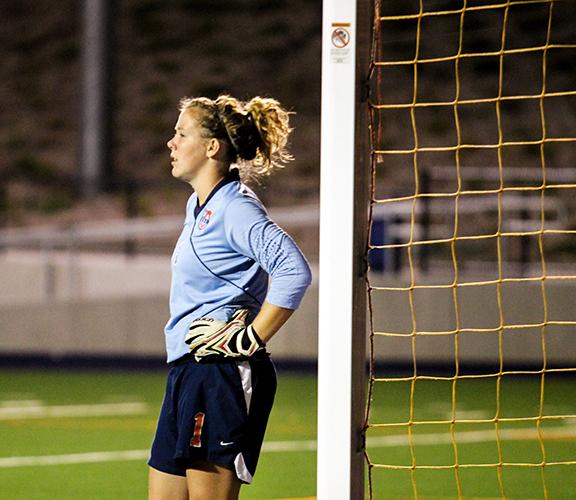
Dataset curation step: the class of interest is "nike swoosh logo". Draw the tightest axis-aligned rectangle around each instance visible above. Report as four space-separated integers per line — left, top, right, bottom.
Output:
220 441 234 446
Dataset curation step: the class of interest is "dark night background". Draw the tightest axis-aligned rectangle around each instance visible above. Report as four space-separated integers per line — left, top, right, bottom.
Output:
1 0 322 229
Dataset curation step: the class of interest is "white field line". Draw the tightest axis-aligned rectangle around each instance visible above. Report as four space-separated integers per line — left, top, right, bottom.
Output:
0 426 575 469
0 450 151 468
0 402 148 420
367 426 576 447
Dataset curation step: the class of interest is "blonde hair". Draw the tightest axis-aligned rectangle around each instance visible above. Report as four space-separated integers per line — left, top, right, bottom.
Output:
178 94 293 181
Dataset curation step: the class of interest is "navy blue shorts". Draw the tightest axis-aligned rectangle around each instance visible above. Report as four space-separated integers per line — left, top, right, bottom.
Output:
148 354 277 483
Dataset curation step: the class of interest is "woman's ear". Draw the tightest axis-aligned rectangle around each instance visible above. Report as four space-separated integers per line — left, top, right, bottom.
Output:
206 138 222 158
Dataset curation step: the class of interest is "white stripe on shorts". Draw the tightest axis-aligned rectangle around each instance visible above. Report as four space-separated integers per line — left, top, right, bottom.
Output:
236 361 252 413
234 452 253 484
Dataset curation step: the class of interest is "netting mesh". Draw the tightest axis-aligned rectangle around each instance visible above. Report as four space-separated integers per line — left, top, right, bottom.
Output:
364 1 576 497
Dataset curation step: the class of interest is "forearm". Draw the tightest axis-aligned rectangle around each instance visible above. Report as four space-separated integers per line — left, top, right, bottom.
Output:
251 301 294 343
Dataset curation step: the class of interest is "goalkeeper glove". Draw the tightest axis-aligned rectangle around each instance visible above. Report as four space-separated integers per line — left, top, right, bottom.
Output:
185 309 265 362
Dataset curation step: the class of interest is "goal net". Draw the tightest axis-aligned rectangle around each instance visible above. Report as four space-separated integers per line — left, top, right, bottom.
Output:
364 0 576 498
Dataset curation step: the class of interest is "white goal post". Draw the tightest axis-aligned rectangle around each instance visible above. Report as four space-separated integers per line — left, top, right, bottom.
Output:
317 0 371 498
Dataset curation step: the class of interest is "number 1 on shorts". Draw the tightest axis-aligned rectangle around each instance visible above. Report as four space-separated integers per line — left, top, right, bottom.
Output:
190 412 205 448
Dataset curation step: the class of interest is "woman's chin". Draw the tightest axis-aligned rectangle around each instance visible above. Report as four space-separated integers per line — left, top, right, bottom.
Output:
171 167 193 184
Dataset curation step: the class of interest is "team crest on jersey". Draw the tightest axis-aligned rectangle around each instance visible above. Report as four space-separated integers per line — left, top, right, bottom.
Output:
198 209 213 230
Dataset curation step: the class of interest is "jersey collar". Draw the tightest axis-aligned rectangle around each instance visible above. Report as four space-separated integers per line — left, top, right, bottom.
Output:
194 168 240 218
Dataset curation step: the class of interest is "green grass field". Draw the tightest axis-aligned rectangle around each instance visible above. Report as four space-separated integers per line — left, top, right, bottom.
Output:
0 369 574 499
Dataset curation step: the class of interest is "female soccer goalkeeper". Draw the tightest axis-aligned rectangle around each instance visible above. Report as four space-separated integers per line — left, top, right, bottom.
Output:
148 95 312 500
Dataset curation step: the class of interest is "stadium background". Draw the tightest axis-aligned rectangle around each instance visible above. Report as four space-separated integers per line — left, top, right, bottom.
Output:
1 1 575 498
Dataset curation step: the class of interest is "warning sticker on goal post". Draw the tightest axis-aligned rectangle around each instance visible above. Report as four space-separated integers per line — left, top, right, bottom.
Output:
330 22 352 64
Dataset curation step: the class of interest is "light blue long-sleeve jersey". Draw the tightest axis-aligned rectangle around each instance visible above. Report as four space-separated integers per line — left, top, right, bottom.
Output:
164 170 312 363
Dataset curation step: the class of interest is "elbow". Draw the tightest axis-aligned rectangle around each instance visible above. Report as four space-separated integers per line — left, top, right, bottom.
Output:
289 255 312 292
302 261 313 289
292 261 313 305
268 264 312 311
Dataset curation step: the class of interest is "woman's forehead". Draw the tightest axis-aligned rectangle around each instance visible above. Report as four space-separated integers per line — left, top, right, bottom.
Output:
176 109 197 129
176 107 212 137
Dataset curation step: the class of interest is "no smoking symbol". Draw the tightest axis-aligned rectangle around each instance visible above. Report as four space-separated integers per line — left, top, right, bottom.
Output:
331 27 350 48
